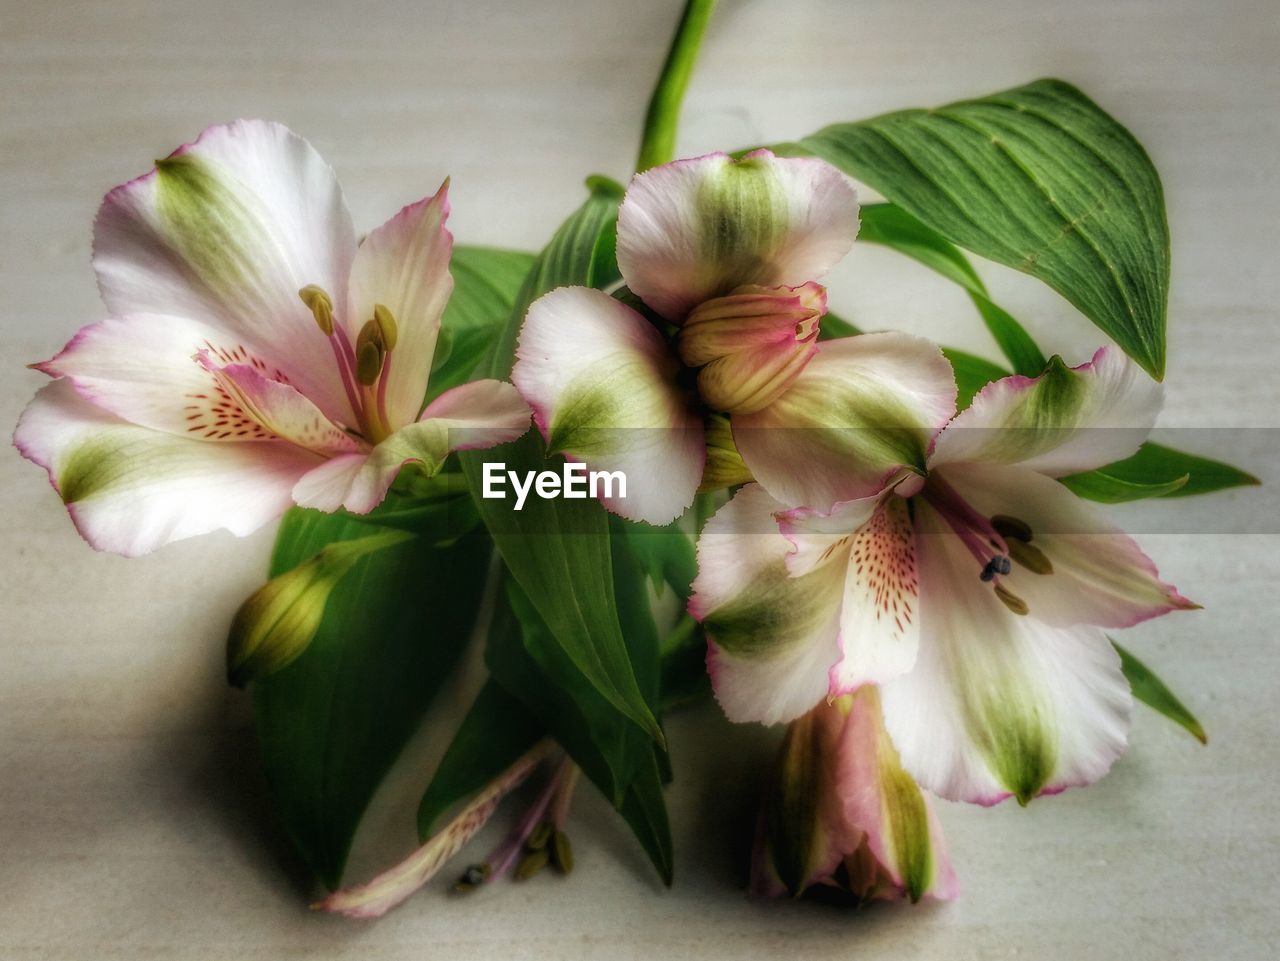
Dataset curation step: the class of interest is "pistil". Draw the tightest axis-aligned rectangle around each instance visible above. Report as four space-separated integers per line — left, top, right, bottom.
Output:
298 287 401 444
921 473 1037 616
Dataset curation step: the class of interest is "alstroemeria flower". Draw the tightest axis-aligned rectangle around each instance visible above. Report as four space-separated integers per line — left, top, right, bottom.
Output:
691 347 1197 805
753 689 957 903
14 121 530 556
512 150 956 524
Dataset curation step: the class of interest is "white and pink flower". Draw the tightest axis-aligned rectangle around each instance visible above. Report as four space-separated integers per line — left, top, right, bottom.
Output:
753 689 958 903
511 150 955 525
15 120 530 556
691 347 1197 805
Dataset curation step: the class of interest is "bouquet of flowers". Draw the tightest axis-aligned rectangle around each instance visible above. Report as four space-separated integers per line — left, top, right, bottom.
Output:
14 0 1255 918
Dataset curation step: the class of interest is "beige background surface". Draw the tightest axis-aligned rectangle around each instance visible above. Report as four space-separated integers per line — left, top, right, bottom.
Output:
2 0 1278 958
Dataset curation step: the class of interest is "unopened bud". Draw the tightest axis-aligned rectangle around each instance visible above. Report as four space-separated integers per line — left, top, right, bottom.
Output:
226 530 412 686
699 413 754 492
678 282 826 414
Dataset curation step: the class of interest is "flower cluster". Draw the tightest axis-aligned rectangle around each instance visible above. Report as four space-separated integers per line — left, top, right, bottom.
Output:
14 113 1212 917
508 148 1195 901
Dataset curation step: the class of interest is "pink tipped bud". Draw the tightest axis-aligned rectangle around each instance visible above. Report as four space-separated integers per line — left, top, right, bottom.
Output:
677 282 826 414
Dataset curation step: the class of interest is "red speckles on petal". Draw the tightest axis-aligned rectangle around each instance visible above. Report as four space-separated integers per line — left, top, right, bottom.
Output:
183 381 277 442
848 498 918 644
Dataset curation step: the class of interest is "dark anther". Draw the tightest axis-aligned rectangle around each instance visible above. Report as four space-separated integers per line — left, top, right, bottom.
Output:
991 514 1033 542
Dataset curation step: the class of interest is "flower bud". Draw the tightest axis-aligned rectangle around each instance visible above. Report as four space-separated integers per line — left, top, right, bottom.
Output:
677 282 826 414
752 689 958 903
226 530 412 687
698 412 754 492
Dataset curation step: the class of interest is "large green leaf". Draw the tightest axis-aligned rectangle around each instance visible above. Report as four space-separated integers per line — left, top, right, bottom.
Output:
1063 442 1260 500
805 79 1170 378
943 347 1011 411
428 246 536 401
860 203 1045 376
1059 469 1189 504
1114 640 1207 744
250 239 535 888
252 507 490 888
459 178 664 747
489 581 673 883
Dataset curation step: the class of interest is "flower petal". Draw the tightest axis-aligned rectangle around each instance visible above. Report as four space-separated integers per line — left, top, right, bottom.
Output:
941 461 1195 628
930 346 1163 475
92 120 357 423
839 688 958 902
417 378 531 451
194 352 359 455
692 485 845 725
617 150 859 321
751 700 862 897
733 332 957 511
347 183 453 428
879 502 1132 805
292 380 528 515
318 741 553 918
513 286 703 525
778 497 921 693
15 380 320 556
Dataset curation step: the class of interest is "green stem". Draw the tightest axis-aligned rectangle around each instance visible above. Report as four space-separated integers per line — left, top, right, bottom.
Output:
635 0 717 172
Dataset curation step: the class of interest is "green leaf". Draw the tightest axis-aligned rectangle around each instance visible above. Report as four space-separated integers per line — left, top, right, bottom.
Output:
416 679 543 839
1059 470 1189 504
817 309 860 340
658 615 712 713
616 751 675 885
859 203 1045 376
1064 442 1260 499
428 245 535 401
805 79 1170 378
459 179 664 747
943 347 1010 410
622 519 697 601
489 581 673 882
251 506 491 888
1114 640 1207 744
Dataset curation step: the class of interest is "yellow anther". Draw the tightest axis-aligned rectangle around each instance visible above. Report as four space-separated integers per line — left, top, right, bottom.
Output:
298 285 335 336
994 584 1030 616
515 847 549 881
373 303 399 350
991 514 1033 542
1008 539 1053 575
356 339 384 386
